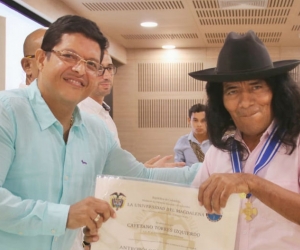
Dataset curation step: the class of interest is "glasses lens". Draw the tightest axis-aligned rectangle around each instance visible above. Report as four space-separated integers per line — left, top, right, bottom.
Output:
59 51 79 63
108 65 117 75
52 50 101 75
86 60 100 72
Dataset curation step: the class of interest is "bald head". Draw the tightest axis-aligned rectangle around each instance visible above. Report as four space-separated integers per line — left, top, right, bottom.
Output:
23 28 47 57
21 28 47 85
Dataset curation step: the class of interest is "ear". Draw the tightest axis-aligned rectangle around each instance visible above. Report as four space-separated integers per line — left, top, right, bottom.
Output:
35 49 46 71
187 117 191 124
21 58 32 74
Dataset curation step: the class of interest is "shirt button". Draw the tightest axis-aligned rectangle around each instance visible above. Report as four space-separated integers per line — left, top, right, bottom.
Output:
64 176 69 180
18 232 23 235
51 229 56 234
54 237 58 241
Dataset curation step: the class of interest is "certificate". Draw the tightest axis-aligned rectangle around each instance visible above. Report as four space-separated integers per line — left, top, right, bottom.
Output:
92 176 240 250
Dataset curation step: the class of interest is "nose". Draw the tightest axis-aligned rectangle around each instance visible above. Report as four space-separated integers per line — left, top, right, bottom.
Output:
102 68 112 79
239 90 254 108
72 59 86 75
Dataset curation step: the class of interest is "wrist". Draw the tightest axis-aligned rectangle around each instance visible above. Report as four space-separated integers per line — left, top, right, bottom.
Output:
244 173 257 195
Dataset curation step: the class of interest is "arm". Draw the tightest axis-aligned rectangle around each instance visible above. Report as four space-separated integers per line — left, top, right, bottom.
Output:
199 173 300 225
103 145 201 185
0 101 69 236
0 101 116 236
144 155 185 168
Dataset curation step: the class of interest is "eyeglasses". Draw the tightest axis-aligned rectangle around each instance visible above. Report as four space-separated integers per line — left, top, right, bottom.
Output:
47 50 104 75
99 65 117 76
25 55 35 58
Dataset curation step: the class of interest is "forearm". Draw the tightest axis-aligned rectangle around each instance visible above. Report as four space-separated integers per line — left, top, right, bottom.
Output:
0 187 69 236
248 175 300 225
105 146 200 185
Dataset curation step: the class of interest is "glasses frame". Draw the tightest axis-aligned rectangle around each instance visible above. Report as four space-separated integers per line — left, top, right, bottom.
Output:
25 55 35 58
98 65 117 76
47 49 104 75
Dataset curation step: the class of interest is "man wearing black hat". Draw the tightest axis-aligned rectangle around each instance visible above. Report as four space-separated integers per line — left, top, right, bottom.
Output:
191 30 300 249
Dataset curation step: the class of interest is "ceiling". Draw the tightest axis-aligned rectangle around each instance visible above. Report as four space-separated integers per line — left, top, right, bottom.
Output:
58 0 300 49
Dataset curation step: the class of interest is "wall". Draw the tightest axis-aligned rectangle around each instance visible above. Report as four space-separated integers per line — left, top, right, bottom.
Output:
14 0 127 64
0 3 43 90
113 46 300 163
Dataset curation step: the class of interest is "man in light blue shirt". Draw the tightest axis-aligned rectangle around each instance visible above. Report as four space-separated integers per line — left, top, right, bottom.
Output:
0 15 200 250
174 104 211 166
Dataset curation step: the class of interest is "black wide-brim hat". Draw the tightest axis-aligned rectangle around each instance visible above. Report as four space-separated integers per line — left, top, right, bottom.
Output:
189 30 300 82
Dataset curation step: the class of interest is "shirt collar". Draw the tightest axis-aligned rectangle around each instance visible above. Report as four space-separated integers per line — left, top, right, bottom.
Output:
26 80 84 130
102 102 111 112
188 131 209 144
81 97 111 113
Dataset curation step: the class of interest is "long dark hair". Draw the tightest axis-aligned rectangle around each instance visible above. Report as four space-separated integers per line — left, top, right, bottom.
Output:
206 73 300 159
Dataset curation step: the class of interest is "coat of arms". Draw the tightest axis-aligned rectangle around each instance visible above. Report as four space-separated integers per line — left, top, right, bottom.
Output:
110 192 126 210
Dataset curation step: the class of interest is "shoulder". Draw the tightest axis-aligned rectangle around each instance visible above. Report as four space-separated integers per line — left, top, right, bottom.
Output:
176 134 189 143
0 88 28 110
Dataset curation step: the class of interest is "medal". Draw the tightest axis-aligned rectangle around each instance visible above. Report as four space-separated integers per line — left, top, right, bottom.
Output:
239 193 247 199
241 200 258 221
231 125 282 221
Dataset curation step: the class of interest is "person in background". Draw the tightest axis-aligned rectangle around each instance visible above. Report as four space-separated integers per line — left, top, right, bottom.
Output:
79 50 184 168
190 30 300 249
20 28 47 87
174 103 211 166
0 15 200 250
73 50 184 250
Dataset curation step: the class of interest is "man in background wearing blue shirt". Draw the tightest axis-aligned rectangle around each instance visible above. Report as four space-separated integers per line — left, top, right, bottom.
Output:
0 15 199 250
174 103 211 166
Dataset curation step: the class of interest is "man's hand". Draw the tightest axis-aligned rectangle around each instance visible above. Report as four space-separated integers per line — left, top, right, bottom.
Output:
199 173 252 214
66 197 116 235
144 155 185 168
83 226 100 248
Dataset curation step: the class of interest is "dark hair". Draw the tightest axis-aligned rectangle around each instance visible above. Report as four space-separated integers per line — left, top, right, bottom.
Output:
41 15 108 61
188 103 207 118
206 72 300 159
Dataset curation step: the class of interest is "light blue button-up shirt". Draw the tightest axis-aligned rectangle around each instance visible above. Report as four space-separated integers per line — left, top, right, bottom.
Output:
174 131 211 166
0 81 200 250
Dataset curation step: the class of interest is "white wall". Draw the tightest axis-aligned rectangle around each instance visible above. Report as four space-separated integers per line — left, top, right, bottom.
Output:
0 3 44 90
0 15 5 90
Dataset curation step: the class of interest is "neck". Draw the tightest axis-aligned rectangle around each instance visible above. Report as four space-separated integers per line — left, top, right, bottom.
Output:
193 133 208 143
26 76 32 85
242 133 263 151
39 91 75 142
90 94 104 105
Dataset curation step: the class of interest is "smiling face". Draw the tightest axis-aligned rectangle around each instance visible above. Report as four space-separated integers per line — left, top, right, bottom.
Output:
223 80 273 138
36 33 100 107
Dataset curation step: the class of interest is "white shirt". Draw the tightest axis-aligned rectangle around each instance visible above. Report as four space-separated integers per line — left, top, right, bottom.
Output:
78 97 121 146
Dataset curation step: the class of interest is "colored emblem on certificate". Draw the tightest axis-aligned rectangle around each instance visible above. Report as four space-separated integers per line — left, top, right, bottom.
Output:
92 176 240 250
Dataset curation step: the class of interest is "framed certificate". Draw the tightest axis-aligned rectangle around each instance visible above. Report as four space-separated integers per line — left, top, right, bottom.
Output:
92 176 240 250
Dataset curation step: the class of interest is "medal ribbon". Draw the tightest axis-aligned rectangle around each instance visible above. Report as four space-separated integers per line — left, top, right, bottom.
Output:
230 125 282 198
